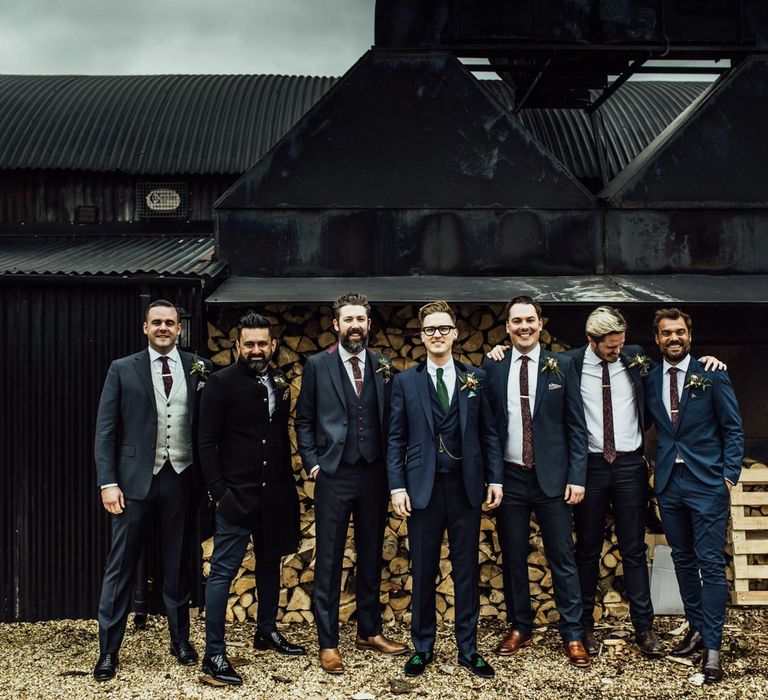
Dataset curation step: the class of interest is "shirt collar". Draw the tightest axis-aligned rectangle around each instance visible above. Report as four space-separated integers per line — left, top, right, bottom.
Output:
583 345 603 366
663 354 691 375
338 344 366 365
427 358 454 377
148 345 180 364
511 344 541 365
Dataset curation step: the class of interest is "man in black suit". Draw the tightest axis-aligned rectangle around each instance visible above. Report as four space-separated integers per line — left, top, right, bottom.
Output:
483 296 591 668
94 299 210 681
296 293 407 674
561 306 663 658
197 313 303 686
387 300 503 679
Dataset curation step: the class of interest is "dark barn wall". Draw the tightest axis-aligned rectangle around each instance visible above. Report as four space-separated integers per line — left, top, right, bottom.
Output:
0 280 205 622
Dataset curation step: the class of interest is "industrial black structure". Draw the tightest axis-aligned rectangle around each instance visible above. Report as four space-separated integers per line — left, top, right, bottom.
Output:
2 0 767 622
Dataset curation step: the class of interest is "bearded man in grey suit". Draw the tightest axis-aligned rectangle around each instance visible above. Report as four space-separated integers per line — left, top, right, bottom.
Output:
93 299 211 681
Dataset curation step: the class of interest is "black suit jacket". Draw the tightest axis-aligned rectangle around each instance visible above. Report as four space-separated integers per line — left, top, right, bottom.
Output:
197 362 300 558
94 348 207 500
295 344 391 474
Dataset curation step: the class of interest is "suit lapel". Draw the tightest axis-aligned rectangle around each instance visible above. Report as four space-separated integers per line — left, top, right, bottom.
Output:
500 352 512 428
533 350 548 418
324 346 347 409
368 348 385 425
620 353 644 422
456 362 468 438
417 364 435 434
653 366 674 431
573 345 586 381
677 358 697 431
133 350 156 409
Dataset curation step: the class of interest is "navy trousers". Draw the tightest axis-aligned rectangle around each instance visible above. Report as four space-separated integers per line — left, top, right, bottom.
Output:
657 463 730 650
574 453 654 632
497 463 582 642
204 511 280 656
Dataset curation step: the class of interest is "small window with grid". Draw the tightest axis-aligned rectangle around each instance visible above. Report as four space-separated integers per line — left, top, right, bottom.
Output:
135 183 189 218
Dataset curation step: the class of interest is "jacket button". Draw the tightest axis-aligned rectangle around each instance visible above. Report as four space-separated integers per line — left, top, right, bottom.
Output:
262 482 267 487
263 398 268 403
262 439 267 445
263 460 267 466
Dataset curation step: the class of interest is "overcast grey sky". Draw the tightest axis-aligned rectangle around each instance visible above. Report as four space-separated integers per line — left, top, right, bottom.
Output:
0 0 375 76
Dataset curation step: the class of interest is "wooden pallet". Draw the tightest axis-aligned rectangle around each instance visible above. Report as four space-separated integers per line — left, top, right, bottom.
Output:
730 467 768 605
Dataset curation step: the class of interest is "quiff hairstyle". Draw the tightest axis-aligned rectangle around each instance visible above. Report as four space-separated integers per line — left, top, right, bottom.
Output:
144 298 178 321
418 300 456 325
653 307 693 336
585 306 628 341
333 292 371 320
503 295 542 321
237 312 272 340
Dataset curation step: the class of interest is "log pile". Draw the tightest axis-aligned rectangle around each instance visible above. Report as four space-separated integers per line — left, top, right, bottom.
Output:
201 302 747 626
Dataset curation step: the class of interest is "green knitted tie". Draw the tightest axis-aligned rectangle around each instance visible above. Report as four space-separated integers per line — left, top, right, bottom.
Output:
436 367 450 413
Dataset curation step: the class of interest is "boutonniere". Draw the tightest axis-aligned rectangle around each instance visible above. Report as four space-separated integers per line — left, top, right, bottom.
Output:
272 372 290 392
375 355 393 384
540 356 563 380
625 353 651 377
684 374 712 392
459 372 480 397
190 356 210 390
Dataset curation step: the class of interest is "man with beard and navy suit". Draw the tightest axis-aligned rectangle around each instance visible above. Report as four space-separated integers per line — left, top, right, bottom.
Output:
296 293 407 675
93 299 210 681
387 300 503 679
644 307 743 684
197 313 303 686
483 296 591 668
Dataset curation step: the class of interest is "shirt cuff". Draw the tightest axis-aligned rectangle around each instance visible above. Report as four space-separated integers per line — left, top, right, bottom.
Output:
725 478 735 485
100 483 118 489
310 465 320 478
390 488 407 495
488 483 502 488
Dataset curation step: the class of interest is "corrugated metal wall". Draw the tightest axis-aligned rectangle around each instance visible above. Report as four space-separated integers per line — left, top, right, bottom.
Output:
0 280 204 621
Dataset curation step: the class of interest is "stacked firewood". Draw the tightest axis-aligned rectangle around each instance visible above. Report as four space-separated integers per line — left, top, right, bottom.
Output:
201 303 741 625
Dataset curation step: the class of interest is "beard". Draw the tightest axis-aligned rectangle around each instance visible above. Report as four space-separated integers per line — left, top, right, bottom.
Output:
660 342 690 363
339 327 368 354
238 352 271 375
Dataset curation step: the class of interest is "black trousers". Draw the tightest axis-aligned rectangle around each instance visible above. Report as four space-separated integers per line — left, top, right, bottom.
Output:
574 453 653 632
408 471 480 656
98 464 194 654
313 459 388 648
497 463 582 642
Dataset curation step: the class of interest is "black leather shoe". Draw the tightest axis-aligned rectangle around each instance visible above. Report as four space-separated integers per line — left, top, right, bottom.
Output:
201 654 243 686
93 653 118 681
404 651 433 677
458 652 495 679
670 629 703 657
253 629 306 655
170 640 199 666
635 629 664 658
583 629 600 656
702 649 723 684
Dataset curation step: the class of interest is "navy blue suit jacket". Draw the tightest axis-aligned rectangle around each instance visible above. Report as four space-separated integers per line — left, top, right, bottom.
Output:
644 356 744 493
483 348 588 497
387 361 503 510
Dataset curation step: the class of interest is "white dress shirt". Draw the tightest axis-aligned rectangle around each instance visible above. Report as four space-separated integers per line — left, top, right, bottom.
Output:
581 346 642 453
504 345 540 464
258 373 276 415
662 354 690 464
338 343 367 390
427 357 456 405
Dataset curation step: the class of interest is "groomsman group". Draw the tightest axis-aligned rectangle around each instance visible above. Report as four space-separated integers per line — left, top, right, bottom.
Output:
93 294 743 686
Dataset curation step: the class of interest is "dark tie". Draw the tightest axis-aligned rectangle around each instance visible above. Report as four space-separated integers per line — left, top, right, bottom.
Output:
669 367 680 428
601 360 617 463
160 356 173 397
350 356 363 397
520 356 534 468
436 367 450 413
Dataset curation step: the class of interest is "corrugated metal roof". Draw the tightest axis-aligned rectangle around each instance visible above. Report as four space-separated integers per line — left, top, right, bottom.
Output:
0 74 335 175
0 73 706 184
0 235 224 277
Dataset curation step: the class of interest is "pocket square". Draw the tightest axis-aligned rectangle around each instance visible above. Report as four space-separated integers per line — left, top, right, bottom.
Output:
548 382 562 390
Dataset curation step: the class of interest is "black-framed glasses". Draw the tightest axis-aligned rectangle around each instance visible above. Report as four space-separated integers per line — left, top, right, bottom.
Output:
421 325 455 336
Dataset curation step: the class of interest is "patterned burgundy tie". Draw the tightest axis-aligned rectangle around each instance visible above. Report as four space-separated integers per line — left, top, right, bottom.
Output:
160 356 173 397
601 360 617 463
669 367 680 428
350 356 363 397
520 356 534 469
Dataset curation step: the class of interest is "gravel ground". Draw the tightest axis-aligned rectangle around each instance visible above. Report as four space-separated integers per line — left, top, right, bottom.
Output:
0 610 766 700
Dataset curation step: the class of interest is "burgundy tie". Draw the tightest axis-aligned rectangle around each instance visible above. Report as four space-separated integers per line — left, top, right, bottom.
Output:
601 360 617 463
520 356 534 469
160 356 173 397
669 367 680 428
350 356 363 397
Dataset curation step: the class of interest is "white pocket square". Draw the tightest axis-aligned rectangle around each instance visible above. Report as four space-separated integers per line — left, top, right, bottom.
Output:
548 382 562 390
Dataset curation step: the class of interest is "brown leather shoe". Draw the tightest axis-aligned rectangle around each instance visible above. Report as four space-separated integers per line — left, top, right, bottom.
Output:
495 628 533 655
319 647 344 674
355 633 408 655
563 641 592 668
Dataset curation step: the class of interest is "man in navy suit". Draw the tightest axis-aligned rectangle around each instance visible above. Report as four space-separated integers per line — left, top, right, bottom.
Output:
644 308 743 684
296 293 406 674
93 299 211 680
483 296 591 667
388 300 503 679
